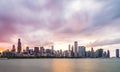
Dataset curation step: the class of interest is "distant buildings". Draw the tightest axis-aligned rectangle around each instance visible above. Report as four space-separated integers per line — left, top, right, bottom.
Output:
1 38 119 58
46 49 52 56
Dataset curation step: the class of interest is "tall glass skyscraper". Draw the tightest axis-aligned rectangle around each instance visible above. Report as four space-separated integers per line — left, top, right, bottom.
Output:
78 46 86 57
98 49 103 58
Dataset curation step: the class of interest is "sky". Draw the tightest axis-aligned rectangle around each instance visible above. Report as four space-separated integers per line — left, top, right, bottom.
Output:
0 0 120 56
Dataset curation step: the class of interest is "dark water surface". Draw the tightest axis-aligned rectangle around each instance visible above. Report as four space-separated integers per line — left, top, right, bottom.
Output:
0 58 120 72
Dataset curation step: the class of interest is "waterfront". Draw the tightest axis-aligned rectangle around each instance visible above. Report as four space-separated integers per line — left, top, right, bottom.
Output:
0 58 120 72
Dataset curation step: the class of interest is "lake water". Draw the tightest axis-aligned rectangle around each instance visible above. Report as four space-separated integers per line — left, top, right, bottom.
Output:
0 58 120 72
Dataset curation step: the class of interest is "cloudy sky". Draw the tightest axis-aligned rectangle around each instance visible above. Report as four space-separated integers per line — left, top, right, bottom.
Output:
0 0 120 56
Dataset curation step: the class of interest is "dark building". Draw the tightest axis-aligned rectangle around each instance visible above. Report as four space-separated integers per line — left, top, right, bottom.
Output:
29 49 34 55
34 47 39 55
78 46 86 58
2 50 13 57
90 48 94 58
71 45 74 57
51 46 54 55
98 49 103 58
86 51 91 58
26 46 30 54
11 45 16 57
40 47 45 54
17 38 22 53
116 49 119 58
46 49 51 56
11 45 16 52
106 50 110 58
103 51 107 58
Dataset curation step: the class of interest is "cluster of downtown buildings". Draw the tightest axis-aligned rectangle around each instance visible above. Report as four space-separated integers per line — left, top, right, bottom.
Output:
0 38 120 58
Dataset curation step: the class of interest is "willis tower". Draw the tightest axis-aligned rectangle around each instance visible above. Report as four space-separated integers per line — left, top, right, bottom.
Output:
17 38 22 53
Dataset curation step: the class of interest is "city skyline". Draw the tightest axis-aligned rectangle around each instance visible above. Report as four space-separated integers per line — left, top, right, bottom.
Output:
0 38 113 58
0 0 120 57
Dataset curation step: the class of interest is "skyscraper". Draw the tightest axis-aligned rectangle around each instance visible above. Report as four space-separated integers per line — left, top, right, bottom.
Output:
116 49 119 58
71 45 74 57
51 45 54 55
34 47 39 54
11 45 16 52
40 47 45 55
98 49 103 58
26 46 30 54
90 48 94 58
106 50 110 58
17 38 22 53
74 41 78 57
68 44 71 51
78 46 86 57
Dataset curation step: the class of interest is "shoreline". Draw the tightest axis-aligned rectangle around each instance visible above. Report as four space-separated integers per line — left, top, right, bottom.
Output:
0 57 116 59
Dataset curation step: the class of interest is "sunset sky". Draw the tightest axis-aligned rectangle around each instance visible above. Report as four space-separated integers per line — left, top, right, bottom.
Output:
0 0 120 56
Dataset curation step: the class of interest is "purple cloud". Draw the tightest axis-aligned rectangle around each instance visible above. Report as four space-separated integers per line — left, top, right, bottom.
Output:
0 0 120 48
87 38 120 47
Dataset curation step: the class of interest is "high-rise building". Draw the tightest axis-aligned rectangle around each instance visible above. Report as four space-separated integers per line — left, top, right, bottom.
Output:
26 46 30 54
17 38 22 53
71 45 74 57
51 45 54 55
68 44 71 57
59 49 63 57
68 44 71 51
40 47 45 55
116 49 119 58
34 47 39 55
90 48 94 58
106 50 110 58
46 49 51 56
74 41 78 57
29 49 34 55
78 46 86 57
98 49 103 58
11 45 16 52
